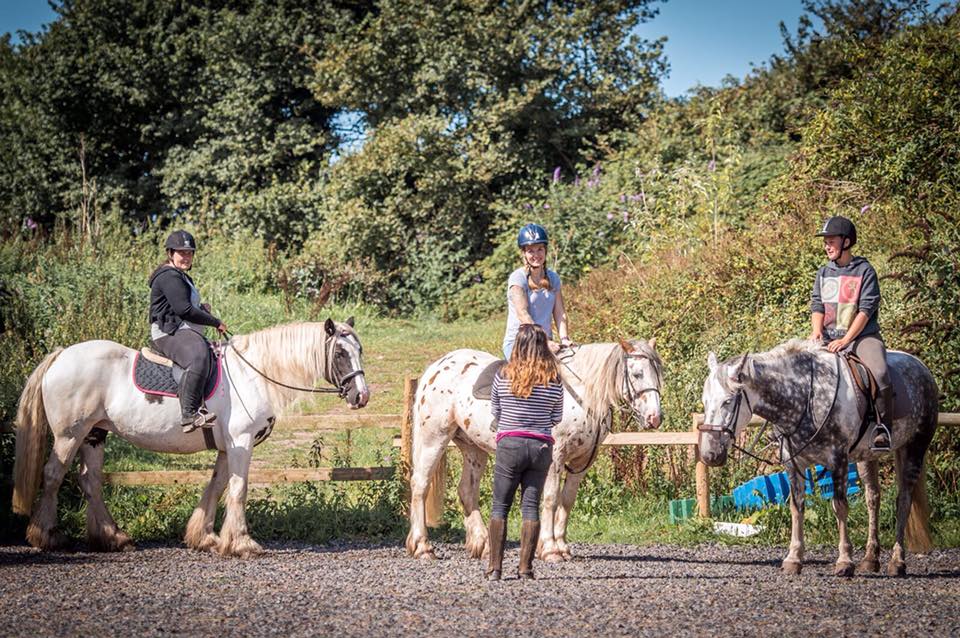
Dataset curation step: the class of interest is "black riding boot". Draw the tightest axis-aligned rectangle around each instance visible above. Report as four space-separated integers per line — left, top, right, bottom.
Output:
518 519 539 580
179 369 216 433
871 386 893 451
485 518 507 581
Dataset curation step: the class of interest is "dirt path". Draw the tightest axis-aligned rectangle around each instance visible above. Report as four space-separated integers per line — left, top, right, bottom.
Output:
2 542 958 637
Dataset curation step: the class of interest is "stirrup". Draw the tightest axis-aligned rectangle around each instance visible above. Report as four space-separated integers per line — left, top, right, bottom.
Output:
870 423 891 452
181 408 217 433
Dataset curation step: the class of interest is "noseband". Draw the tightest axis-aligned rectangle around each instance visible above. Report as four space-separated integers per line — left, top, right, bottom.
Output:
698 388 751 440
621 352 662 424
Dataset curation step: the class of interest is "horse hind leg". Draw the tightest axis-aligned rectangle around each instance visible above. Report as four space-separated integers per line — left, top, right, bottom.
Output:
455 438 489 559
185 451 228 553
26 430 85 550
888 442 933 577
856 460 881 574
406 426 451 560
77 429 134 552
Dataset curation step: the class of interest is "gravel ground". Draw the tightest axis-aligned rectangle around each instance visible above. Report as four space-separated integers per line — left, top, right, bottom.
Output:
1 541 959 637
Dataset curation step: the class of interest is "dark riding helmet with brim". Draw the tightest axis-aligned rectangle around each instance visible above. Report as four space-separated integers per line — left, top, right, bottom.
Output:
815 216 857 250
165 230 197 252
517 223 548 248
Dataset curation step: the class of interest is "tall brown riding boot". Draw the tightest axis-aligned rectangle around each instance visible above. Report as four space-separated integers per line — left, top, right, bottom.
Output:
485 518 507 581
518 519 540 580
872 386 893 451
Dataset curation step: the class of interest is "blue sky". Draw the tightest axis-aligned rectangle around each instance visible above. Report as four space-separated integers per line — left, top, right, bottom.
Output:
2 0 808 97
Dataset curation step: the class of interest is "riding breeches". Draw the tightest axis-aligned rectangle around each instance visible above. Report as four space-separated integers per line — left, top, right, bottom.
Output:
491 436 553 521
153 329 211 417
849 333 891 394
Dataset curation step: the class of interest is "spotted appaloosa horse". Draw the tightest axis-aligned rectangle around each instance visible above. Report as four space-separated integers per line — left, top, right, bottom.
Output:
13 319 369 557
699 339 938 577
406 339 662 562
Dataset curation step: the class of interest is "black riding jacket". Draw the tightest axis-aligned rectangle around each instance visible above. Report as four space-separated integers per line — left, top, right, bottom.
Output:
148 265 221 336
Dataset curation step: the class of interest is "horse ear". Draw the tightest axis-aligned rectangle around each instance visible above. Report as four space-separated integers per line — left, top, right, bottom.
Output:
346 316 355 327
619 338 635 353
731 354 750 383
324 318 336 336
707 352 719 371
647 336 657 349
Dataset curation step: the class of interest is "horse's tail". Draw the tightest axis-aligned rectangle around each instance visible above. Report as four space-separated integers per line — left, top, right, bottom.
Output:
906 459 933 554
13 348 63 515
424 451 447 528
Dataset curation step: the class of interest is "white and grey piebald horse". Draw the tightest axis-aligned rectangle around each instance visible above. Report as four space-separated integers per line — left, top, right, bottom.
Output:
699 339 938 577
13 319 369 557
406 339 662 562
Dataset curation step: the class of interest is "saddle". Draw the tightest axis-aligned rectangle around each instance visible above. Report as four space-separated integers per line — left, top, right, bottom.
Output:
472 360 507 400
133 345 221 401
840 352 881 450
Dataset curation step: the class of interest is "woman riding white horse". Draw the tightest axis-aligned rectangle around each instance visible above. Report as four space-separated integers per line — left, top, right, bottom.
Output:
13 318 370 557
148 230 227 432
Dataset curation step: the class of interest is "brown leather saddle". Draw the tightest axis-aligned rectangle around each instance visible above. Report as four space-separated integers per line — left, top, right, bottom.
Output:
841 352 881 450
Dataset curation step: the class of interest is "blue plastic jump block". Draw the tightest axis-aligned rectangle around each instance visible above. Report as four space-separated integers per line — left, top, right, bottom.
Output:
733 463 860 510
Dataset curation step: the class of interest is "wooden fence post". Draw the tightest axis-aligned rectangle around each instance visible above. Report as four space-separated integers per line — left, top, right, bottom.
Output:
692 414 711 518
400 376 418 509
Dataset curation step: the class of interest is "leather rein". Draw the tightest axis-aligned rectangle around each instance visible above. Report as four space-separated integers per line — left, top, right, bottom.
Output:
225 330 364 399
560 346 663 475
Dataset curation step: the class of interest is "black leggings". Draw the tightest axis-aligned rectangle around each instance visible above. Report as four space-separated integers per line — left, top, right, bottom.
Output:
491 436 553 521
153 329 210 417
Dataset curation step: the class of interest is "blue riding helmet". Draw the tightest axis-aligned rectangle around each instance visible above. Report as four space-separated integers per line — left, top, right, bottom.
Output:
517 223 548 248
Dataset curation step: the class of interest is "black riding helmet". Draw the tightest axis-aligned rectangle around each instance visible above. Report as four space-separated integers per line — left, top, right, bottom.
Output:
815 216 857 251
165 230 197 252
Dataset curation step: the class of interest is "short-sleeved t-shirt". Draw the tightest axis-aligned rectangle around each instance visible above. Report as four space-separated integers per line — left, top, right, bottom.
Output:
502 267 561 359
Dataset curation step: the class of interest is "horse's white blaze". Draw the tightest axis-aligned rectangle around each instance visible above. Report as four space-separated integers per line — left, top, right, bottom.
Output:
341 334 369 400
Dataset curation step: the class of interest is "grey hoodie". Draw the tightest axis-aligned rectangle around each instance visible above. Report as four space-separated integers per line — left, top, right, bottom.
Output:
810 256 881 341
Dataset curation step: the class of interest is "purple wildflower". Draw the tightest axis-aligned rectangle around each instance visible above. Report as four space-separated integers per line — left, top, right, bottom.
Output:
592 163 601 178
861 204 871 214
622 210 630 222
619 194 626 203
574 176 581 187
708 159 716 172
23 217 38 231
606 212 615 220
523 203 533 210
552 166 562 183
543 203 550 209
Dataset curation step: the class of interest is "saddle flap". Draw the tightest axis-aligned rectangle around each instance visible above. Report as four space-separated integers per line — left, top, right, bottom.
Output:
472 360 507 400
141 347 174 368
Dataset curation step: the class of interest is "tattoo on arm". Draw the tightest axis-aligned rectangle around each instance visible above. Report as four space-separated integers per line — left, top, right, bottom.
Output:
510 285 534 324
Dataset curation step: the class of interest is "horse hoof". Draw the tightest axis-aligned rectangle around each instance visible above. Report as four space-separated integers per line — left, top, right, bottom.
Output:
543 552 564 564
561 550 573 561
856 559 880 574
886 561 907 577
834 562 855 578
782 561 802 576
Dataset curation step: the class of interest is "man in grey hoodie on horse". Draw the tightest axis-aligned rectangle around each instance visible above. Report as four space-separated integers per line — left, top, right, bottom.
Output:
809 215 891 451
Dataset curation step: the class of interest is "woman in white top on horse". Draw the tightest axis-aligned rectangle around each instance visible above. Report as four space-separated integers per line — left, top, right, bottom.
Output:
503 223 572 359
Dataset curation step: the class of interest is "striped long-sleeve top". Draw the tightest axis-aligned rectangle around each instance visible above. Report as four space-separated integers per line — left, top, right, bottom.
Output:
490 371 564 443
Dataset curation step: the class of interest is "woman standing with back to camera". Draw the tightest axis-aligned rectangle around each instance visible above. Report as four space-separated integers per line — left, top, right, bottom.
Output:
486 323 564 581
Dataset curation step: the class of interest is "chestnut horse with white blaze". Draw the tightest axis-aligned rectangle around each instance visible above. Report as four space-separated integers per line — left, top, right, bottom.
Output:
13 319 368 557
406 339 662 562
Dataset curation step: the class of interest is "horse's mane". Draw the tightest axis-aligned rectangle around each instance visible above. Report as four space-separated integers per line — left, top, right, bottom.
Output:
561 342 649 420
230 322 348 408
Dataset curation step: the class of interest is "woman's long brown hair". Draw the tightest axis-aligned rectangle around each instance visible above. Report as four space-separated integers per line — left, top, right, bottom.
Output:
502 324 560 398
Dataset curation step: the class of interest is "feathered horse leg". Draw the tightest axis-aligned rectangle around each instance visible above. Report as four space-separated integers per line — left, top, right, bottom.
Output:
185 451 228 552
78 434 135 551
217 444 262 558
456 440 490 559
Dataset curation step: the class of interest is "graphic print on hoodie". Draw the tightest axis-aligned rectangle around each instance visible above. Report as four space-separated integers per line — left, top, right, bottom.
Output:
810 256 881 341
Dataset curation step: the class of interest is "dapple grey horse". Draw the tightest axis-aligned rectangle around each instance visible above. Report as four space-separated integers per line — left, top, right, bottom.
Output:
699 339 937 577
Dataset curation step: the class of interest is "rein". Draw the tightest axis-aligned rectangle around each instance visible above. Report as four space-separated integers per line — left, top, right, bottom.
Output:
224 331 363 398
560 345 661 475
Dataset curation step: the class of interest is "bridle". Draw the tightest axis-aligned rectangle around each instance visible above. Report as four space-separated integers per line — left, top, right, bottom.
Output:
698 387 751 441
225 330 365 399
559 345 662 474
